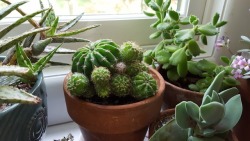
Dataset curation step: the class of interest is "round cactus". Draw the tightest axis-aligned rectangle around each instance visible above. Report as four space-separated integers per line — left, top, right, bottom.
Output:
114 62 127 74
71 39 121 78
125 61 148 76
91 67 111 98
67 73 94 98
132 72 157 100
111 74 131 97
120 41 143 63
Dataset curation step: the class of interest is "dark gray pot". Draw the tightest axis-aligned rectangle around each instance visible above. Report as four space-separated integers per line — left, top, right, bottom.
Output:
0 72 48 141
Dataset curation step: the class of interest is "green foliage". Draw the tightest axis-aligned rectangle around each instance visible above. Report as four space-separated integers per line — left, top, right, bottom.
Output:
143 0 231 92
150 71 243 141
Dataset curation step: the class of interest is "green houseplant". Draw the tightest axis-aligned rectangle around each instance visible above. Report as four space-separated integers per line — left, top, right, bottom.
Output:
142 0 238 108
149 70 242 141
63 39 165 141
0 1 99 140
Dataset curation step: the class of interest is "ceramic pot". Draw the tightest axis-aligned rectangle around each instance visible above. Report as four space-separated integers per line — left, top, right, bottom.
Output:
63 68 165 141
233 79 250 141
0 73 48 141
149 109 239 141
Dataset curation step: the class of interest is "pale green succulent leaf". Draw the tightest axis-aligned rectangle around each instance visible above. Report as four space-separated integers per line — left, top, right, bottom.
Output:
143 11 155 17
0 86 41 104
150 31 162 39
215 95 242 133
175 29 195 42
211 90 220 102
241 35 250 44
198 23 218 36
176 101 194 129
219 87 239 103
150 119 188 141
188 135 225 141
155 49 171 64
200 102 224 126
213 13 220 25
186 101 200 122
196 59 217 72
169 47 187 65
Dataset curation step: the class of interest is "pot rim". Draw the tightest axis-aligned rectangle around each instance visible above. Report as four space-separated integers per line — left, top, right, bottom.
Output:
63 67 165 110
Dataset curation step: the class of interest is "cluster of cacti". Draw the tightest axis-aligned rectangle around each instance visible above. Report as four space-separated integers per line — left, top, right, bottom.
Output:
67 39 158 102
150 71 243 141
0 0 99 104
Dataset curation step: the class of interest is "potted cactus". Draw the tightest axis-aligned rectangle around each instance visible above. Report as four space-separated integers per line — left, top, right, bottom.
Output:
0 1 99 140
142 0 238 108
149 71 242 141
63 39 165 141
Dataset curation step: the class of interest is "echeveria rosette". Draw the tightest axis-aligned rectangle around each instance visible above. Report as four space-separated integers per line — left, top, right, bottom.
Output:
143 0 226 83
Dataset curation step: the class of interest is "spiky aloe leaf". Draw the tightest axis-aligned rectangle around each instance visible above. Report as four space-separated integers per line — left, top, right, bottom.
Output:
46 16 59 36
0 1 27 20
51 37 90 43
57 12 84 32
39 7 52 26
0 9 47 39
32 43 63 72
31 38 53 56
50 24 100 37
0 27 50 53
0 66 36 82
0 86 41 104
16 44 33 70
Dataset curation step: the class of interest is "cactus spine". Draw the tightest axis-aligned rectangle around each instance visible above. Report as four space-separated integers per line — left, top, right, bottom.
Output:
111 74 131 97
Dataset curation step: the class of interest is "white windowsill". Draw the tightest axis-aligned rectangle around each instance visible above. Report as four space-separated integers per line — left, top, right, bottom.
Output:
43 122 150 141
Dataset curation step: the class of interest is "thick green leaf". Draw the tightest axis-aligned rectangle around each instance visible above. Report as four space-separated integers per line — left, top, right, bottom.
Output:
187 61 202 76
16 44 33 70
167 68 180 81
201 35 207 45
0 9 46 39
198 23 218 36
150 20 161 28
0 27 49 54
57 12 84 32
175 29 195 42
143 11 155 17
188 40 200 56
156 0 163 7
189 15 199 25
176 102 194 129
215 95 242 133
169 10 179 21
155 49 171 64
162 0 171 11
157 22 171 31
219 87 239 103
200 102 225 125
216 21 227 28
0 1 27 20
180 16 190 25
186 101 200 122
149 1 160 11
169 47 187 65
177 61 187 77
213 13 220 25
144 0 151 6
220 56 230 65
196 59 217 72
150 31 162 39
0 86 41 104
31 38 53 56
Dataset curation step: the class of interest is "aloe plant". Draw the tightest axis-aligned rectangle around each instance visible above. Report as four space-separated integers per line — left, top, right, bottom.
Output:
150 71 242 141
0 0 99 104
142 0 238 92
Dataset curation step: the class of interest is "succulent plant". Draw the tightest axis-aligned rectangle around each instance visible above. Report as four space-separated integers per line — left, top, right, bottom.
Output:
142 0 238 92
68 40 158 104
120 41 143 63
71 39 121 78
111 74 131 97
0 0 99 104
132 71 157 100
150 71 242 141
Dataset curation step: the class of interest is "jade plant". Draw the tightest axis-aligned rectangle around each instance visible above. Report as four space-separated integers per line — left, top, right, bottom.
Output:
142 0 238 92
0 0 99 104
67 39 158 104
150 70 242 141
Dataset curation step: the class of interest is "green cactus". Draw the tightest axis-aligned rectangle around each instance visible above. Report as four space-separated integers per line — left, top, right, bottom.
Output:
114 62 127 74
150 71 242 141
120 41 143 63
125 61 148 76
132 72 157 100
91 67 111 98
71 39 121 77
67 73 93 98
111 74 131 97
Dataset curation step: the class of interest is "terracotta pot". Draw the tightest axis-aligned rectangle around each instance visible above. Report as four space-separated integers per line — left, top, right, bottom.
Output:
149 109 239 141
164 81 203 109
63 68 165 141
233 79 250 141
156 66 203 109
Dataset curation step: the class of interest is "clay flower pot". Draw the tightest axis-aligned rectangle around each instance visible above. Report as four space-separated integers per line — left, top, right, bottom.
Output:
63 68 165 141
233 79 250 141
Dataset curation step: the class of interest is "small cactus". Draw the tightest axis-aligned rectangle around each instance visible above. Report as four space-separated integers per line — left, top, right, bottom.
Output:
132 72 157 100
91 67 111 98
67 73 93 98
125 61 148 76
111 74 131 97
120 41 143 63
71 39 121 77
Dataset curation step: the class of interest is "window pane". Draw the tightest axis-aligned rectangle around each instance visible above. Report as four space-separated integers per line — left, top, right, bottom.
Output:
0 0 185 16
